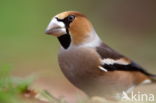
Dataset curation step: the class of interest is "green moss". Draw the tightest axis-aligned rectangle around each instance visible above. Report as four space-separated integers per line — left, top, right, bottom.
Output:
0 65 33 103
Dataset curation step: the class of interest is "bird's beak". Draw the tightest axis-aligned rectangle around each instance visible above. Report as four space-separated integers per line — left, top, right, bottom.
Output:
45 18 66 37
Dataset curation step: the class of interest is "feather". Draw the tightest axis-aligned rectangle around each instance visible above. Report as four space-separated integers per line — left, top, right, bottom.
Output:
97 43 156 77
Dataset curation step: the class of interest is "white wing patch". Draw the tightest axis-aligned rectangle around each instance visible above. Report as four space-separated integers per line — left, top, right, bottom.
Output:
98 58 130 72
101 58 130 65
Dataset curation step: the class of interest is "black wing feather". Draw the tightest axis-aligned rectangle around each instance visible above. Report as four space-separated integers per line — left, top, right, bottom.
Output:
103 62 154 76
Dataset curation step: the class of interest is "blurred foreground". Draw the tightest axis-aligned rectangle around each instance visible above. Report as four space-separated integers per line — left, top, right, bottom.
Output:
0 65 156 103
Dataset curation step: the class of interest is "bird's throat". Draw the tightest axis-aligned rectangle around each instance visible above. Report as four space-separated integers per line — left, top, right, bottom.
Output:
58 34 71 49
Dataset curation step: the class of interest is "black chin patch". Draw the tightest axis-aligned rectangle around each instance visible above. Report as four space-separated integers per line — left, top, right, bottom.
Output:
58 34 71 49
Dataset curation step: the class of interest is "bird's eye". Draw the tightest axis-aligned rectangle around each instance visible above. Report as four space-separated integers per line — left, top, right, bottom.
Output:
67 15 75 22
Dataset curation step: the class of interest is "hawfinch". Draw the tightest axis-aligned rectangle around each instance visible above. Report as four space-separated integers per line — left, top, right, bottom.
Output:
45 11 156 98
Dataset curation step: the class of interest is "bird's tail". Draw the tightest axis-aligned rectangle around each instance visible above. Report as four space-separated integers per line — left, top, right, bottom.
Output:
149 74 156 83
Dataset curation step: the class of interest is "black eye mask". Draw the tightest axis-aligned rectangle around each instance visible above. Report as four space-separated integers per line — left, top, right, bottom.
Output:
56 15 75 28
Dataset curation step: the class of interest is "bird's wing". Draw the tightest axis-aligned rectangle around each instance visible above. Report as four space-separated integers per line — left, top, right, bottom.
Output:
96 43 155 77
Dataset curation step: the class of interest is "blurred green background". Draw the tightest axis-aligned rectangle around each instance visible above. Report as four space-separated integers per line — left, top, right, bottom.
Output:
0 0 156 102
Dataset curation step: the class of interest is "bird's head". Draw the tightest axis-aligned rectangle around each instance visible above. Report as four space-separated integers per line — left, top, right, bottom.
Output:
45 11 100 49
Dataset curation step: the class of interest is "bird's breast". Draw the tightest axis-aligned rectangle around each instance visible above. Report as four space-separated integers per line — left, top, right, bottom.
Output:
58 47 101 86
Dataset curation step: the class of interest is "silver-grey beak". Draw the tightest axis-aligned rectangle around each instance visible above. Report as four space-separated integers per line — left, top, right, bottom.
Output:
45 17 66 37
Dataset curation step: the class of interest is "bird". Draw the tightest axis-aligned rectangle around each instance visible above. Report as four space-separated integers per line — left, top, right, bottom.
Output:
45 11 156 99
